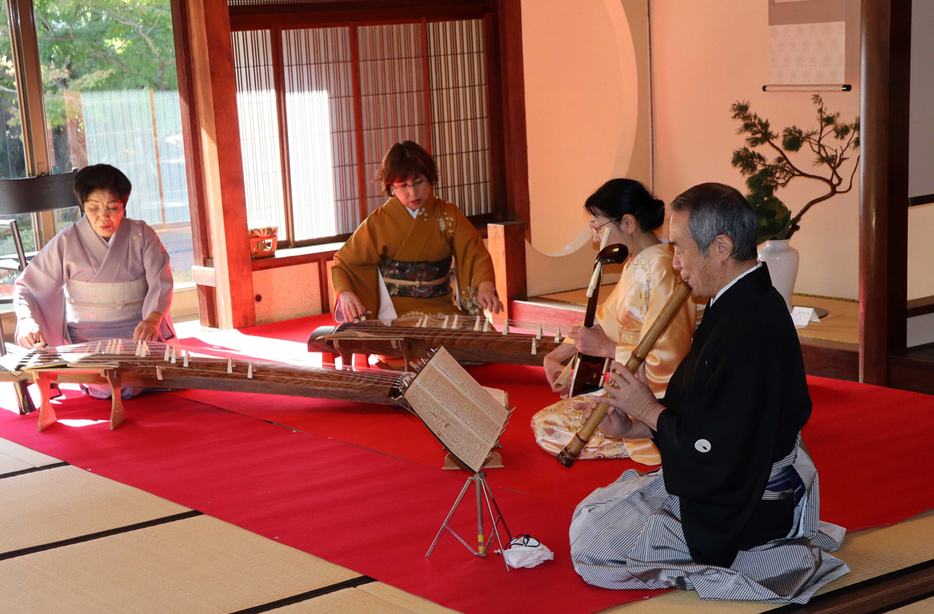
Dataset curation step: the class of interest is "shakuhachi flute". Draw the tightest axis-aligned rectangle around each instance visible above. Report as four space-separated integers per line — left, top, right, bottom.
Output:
556 282 693 468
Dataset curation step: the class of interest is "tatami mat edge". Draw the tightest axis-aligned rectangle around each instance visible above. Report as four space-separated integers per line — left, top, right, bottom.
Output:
0 463 191 554
0 436 63 475
0 514 362 614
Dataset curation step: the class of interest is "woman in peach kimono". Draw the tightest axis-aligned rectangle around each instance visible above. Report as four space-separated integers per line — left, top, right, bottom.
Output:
533 179 697 464
332 141 502 322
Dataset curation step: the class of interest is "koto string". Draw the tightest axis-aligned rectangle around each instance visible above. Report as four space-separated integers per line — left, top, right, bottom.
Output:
335 316 568 342
31 340 411 389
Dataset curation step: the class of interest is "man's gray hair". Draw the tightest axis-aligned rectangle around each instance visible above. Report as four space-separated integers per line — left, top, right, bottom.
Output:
669 183 758 262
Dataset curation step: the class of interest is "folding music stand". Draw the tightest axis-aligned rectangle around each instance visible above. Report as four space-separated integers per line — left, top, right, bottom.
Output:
400 347 514 571
426 466 512 571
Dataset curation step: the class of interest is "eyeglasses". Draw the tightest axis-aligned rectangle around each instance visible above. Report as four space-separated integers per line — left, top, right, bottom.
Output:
392 179 428 192
84 202 124 217
589 218 617 232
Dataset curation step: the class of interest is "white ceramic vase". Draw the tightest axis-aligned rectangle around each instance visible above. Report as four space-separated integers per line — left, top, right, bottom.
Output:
757 239 799 312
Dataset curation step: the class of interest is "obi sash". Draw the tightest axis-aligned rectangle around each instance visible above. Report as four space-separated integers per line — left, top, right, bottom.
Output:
762 434 805 503
378 256 452 299
64 277 147 324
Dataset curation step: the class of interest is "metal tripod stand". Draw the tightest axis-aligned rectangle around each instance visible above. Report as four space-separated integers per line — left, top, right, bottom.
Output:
425 470 512 571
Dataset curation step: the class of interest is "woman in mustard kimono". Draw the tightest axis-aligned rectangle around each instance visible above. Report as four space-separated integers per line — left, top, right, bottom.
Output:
332 141 502 322
532 179 698 464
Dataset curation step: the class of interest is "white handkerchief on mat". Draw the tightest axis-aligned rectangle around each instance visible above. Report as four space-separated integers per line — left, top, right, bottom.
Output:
501 535 554 569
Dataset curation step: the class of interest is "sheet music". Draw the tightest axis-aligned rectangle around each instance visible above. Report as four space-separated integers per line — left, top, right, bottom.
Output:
404 347 509 473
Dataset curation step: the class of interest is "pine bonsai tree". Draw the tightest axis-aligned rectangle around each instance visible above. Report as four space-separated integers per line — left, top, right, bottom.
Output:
730 95 860 243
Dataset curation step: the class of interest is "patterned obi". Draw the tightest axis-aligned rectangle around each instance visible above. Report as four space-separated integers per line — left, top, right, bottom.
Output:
64 277 147 323
378 256 452 299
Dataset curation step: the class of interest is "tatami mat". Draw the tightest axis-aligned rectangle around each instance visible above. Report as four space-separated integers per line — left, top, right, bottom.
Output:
603 511 934 613
0 436 61 475
269 587 437 613
0 514 361 614
359 583 461 614
0 464 190 554
889 596 934 613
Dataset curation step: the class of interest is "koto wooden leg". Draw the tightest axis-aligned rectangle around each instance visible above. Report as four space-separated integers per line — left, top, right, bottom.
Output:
105 371 126 430
14 380 35 415
35 374 58 432
334 340 354 370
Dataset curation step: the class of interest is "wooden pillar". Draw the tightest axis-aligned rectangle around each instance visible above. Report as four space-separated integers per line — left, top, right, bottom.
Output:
493 0 531 232
488 222 527 323
172 0 255 329
859 0 911 384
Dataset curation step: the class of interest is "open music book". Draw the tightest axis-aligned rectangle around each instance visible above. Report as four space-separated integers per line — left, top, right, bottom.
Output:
403 347 512 473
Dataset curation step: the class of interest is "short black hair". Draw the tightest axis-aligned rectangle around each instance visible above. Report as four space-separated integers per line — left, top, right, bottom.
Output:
669 183 758 262
73 164 132 207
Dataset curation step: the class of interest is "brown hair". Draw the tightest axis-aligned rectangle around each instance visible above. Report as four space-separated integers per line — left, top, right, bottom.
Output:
375 141 438 196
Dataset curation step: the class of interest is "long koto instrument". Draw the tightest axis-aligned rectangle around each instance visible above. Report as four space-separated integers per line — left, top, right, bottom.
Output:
0 340 414 432
308 314 565 368
556 282 693 468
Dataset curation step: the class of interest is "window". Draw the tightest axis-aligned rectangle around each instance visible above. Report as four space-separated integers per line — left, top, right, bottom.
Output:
0 0 30 301
231 9 497 247
2 0 195 284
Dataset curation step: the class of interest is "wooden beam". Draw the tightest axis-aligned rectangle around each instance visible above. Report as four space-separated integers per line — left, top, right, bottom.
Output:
858 0 911 385
492 0 530 231
171 0 216 328
175 0 255 330
487 221 527 322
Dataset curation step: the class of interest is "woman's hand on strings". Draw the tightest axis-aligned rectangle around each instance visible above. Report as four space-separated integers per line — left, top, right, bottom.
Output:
601 365 665 430
477 281 503 314
15 318 47 348
337 291 367 322
133 312 164 342
567 323 616 358
544 343 576 396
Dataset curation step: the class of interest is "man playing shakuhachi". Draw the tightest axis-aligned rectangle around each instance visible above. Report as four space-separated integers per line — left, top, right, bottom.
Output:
533 179 697 465
332 141 503 323
13 164 174 397
569 183 848 603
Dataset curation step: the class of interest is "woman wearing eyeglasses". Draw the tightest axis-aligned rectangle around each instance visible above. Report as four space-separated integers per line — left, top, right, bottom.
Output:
331 141 502 323
13 164 175 356
532 178 698 464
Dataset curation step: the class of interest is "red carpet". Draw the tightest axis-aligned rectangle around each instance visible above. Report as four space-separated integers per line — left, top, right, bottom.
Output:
176 314 934 532
0 388 657 614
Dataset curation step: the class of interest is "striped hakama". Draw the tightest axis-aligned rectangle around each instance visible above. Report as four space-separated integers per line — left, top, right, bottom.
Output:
569 441 849 603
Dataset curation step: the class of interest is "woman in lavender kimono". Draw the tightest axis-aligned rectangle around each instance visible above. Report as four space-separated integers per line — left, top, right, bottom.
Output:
13 164 174 351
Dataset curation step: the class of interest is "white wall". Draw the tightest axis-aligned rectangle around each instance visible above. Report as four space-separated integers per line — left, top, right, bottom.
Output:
650 0 862 300
522 0 647 257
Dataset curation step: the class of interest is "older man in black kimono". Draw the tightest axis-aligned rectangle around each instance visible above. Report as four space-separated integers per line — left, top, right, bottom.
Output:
569 183 848 603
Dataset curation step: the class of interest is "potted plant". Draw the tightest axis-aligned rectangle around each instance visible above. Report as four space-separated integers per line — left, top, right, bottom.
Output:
730 95 860 310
